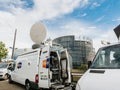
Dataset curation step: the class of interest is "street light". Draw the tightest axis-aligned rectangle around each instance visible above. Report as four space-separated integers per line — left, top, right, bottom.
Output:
11 29 17 59
9 47 17 59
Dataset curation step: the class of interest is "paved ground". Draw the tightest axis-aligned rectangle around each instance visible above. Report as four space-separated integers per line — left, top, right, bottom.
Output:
0 79 24 90
0 79 74 90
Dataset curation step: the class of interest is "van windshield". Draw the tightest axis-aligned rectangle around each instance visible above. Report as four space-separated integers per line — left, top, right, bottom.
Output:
91 44 120 69
0 63 8 68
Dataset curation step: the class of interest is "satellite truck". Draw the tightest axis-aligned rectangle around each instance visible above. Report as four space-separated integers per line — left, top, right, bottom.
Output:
76 24 120 90
8 22 72 90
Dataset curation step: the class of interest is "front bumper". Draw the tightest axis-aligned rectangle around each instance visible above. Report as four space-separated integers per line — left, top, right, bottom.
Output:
0 74 5 79
76 83 81 90
0 72 6 79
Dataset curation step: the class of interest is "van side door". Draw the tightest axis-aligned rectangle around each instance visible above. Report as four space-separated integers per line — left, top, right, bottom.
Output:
38 46 50 88
60 49 71 84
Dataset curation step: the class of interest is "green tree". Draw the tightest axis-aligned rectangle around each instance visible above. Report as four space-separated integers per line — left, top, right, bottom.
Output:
79 64 88 72
0 41 8 62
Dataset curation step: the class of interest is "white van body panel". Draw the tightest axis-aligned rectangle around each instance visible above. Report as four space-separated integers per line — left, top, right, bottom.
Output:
77 69 120 90
11 50 39 85
0 63 8 79
9 44 71 89
38 45 50 88
0 68 7 79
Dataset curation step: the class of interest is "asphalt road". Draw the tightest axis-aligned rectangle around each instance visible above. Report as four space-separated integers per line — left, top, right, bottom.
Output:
0 79 74 90
0 79 24 90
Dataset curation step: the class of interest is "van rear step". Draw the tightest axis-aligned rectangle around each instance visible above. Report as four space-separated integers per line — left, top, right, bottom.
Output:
51 84 72 90
51 84 64 90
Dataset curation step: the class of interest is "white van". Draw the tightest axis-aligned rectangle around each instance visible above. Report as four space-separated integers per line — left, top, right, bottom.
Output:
8 44 71 90
76 43 120 90
0 62 8 79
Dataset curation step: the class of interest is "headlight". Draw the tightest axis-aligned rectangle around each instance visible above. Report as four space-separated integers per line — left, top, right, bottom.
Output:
76 83 81 90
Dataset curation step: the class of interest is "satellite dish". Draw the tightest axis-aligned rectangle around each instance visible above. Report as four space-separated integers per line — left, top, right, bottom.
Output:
30 22 47 44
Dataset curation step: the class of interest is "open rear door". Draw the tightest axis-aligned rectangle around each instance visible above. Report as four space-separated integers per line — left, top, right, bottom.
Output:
38 45 50 88
60 49 71 84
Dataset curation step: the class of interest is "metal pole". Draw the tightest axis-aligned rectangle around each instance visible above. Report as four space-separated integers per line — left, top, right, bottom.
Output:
11 29 17 59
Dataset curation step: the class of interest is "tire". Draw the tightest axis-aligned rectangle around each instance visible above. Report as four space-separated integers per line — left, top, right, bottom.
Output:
25 81 32 90
8 76 13 84
4 74 8 80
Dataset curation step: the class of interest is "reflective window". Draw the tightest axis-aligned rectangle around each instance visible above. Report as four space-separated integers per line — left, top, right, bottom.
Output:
91 44 120 69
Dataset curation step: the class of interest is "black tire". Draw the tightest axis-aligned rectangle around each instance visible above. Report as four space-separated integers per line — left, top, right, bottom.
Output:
25 81 32 90
8 76 13 84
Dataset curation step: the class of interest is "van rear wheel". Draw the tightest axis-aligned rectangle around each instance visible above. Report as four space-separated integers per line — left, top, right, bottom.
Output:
25 81 32 90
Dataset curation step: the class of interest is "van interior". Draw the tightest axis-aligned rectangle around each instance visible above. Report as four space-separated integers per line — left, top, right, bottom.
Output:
50 51 69 85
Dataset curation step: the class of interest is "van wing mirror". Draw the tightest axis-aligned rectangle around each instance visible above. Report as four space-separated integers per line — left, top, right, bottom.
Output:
7 63 15 71
88 61 92 68
8 66 13 71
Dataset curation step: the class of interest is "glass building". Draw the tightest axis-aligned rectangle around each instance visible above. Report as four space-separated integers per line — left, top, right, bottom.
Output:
53 35 95 68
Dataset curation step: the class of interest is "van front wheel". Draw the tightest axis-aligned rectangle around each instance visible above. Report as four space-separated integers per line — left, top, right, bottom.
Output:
25 81 32 90
8 76 13 84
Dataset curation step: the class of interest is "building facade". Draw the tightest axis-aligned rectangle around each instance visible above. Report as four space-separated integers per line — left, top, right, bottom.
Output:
53 35 95 68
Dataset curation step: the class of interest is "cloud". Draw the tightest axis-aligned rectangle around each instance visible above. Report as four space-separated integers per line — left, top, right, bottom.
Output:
0 0 26 11
27 0 89 20
0 0 117 53
93 30 117 51
0 0 90 49
96 16 104 22
112 18 120 22
81 13 87 17
90 2 101 9
88 26 96 29
53 21 101 38
48 20 117 51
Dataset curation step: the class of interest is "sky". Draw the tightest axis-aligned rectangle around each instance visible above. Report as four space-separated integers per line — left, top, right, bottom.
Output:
0 0 120 54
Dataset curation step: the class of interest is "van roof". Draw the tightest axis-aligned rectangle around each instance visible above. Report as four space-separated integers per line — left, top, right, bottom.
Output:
100 42 120 49
18 49 40 57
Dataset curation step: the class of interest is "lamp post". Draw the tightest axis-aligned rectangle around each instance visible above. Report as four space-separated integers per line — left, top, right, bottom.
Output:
11 29 17 59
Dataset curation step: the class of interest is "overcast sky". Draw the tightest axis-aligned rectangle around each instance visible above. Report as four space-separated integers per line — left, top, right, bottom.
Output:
0 0 120 53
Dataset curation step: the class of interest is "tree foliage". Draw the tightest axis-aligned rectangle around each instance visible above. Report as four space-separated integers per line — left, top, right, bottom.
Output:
0 41 8 61
79 64 88 72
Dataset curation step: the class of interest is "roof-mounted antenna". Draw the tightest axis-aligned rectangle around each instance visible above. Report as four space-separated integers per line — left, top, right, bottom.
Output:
114 24 120 42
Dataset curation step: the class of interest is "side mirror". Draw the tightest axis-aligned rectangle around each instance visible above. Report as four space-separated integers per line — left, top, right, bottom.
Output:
88 61 92 68
8 66 12 71
7 65 14 71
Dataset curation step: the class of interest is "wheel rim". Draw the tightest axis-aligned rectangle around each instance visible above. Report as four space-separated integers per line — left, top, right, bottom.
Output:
26 82 30 90
4 74 8 80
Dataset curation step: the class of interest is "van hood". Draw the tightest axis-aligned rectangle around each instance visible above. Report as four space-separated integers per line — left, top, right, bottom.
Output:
78 69 120 90
0 68 7 72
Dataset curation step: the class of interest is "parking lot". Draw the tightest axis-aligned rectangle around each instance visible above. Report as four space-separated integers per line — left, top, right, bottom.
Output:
0 79 24 90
